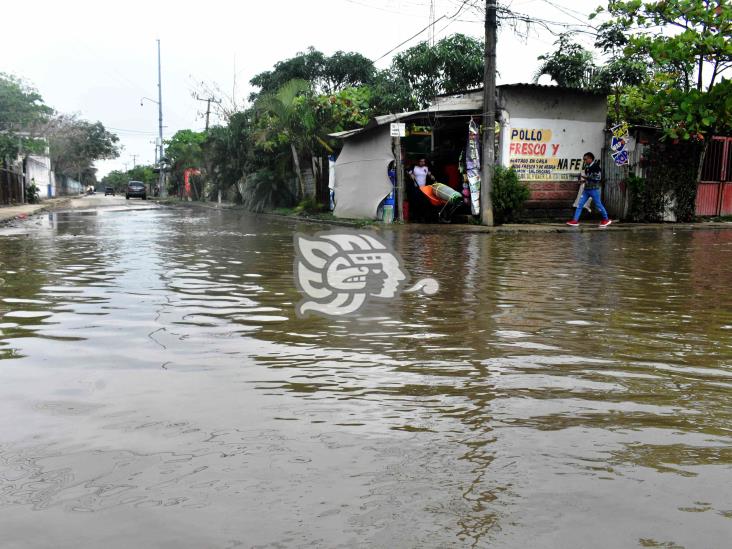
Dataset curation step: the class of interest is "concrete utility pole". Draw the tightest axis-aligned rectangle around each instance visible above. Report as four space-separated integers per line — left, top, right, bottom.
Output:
157 39 166 197
131 154 138 168
195 96 221 131
480 0 497 226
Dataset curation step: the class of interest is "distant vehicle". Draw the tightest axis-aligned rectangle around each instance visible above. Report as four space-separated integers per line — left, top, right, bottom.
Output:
86 185 96 195
104 186 115 196
126 181 146 200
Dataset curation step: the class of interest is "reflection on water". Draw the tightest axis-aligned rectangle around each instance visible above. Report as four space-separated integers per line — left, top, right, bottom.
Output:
0 207 730 548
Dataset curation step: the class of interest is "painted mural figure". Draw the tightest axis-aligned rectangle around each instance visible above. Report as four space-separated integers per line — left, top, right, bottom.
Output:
566 152 612 228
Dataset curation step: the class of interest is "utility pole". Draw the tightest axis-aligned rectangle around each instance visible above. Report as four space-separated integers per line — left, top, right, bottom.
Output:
131 154 138 168
395 134 404 222
480 0 496 226
157 39 166 197
195 95 221 131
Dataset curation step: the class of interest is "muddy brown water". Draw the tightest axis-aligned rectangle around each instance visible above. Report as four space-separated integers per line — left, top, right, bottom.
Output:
0 206 730 548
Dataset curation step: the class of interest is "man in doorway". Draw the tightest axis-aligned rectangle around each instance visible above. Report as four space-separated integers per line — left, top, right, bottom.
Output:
409 158 435 188
566 152 612 228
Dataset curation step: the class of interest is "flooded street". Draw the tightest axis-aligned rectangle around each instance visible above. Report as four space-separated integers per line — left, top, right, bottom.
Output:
0 203 731 548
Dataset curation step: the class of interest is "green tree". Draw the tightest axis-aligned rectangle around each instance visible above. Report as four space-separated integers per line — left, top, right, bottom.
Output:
165 129 206 198
0 73 52 159
534 34 596 88
254 79 315 199
592 21 649 123
48 116 119 183
390 34 484 108
595 0 732 137
250 48 375 100
128 165 156 185
101 170 128 192
369 70 419 114
102 165 156 193
314 86 372 133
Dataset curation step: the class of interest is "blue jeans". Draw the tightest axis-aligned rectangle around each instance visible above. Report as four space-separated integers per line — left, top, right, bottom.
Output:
573 188 608 221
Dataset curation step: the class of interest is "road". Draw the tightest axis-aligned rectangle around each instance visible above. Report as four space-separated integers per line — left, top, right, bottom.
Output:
0 202 730 548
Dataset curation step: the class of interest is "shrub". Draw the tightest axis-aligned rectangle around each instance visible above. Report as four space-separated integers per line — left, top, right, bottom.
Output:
491 165 530 223
293 196 326 215
626 140 703 222
26 182 40 204
240 169 296 212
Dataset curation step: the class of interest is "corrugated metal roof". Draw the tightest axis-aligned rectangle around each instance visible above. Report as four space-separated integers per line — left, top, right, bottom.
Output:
328 101 480 139
435 83 608 97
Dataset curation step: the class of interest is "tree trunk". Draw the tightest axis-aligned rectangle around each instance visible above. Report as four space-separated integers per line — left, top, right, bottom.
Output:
290 143 305 200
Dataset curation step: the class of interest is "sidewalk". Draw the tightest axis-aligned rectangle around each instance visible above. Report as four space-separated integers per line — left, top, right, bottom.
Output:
159 198 732 233
425 220 732 233
0 198 72 224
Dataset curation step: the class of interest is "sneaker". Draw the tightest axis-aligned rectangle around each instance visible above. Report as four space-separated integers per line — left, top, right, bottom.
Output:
599 219 612 228
566 220 579 227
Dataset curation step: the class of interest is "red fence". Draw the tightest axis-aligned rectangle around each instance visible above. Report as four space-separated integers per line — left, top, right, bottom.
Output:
696 136 732 217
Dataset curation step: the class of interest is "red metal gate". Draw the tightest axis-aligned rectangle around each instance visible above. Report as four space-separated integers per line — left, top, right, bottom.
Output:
696 136 732 216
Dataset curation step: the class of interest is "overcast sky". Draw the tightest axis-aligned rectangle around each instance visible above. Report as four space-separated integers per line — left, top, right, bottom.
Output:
1 0 599 177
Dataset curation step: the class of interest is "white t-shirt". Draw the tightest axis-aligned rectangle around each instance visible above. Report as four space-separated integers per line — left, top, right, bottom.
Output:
412 166 430 187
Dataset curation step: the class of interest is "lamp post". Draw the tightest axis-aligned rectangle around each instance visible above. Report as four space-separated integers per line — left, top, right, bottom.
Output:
139 38 166 198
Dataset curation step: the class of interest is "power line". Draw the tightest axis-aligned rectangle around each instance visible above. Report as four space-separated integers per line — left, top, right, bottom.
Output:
536 0 596 29
106 127 159 135
194 95 222 131
374 0 473 62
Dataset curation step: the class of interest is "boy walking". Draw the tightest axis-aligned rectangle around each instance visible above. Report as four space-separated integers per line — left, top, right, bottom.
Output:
566 152 612 228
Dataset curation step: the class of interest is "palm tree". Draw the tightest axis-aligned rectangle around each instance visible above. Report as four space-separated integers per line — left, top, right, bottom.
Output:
254 79 315 200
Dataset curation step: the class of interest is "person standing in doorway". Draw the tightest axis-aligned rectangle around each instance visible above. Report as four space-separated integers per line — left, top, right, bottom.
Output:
566 152 612 228
409 158 434 188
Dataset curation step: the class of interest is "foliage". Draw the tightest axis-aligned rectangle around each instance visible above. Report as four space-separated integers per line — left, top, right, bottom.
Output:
26 181 40 204
594 0 732 137
369 70 419 114
592 22 649 122
534 34 597 88
293 196 326 215
255 79 316 199
625 173 663 221
238 168 296 212
101 170 129 192
48 116 119 180
164 129 206 197
391 34 484 108
491 166 530 224
314 86 372 134
626 140 704 222
165 129 206 169
250 47 376 99
128 165 156 185
101 165 157 193
0 73 52 159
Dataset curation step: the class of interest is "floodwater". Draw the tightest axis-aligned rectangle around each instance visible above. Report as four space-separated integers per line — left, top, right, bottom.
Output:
0 204 730 549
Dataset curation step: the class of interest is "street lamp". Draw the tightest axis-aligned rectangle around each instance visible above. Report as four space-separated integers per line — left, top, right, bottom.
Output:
138 39 166 198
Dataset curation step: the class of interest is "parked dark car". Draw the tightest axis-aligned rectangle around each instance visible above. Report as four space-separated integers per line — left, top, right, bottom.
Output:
104 186 115 196
126 181 146 200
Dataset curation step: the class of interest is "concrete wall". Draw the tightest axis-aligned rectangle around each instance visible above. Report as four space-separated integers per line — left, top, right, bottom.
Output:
497 86 608 217
25 155 54 198
55 174 82 196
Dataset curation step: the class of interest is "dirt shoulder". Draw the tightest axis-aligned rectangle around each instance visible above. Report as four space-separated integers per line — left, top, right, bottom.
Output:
0 194 162 226
0 197 74 224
